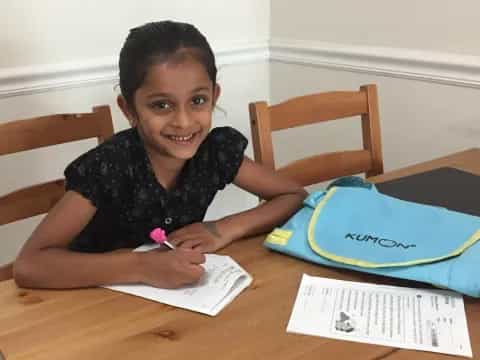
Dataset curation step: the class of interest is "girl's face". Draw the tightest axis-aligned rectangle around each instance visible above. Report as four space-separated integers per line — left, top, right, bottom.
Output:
120 56 220 162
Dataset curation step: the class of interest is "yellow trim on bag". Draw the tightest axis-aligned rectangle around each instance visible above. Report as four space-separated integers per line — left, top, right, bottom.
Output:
307 187 480 268
266 228 293 246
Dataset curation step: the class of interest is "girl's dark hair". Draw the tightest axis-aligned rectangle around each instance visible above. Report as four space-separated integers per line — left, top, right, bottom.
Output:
119 21 217 108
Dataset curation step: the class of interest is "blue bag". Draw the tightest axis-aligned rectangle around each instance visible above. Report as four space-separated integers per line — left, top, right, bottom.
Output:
265 177 480 297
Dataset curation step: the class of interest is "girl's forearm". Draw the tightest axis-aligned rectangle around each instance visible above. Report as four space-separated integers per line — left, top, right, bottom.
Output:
14 248 144 289
215 190 307 241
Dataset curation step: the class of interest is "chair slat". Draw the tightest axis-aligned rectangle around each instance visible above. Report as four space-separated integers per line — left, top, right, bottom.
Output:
0 106 113 155
277 150 372 187
269 91 368 131
0 179 65 225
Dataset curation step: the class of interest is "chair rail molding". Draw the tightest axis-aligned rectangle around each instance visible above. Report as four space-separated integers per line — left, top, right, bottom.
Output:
2 39 480 98
270 39 480 89
0 42 269 99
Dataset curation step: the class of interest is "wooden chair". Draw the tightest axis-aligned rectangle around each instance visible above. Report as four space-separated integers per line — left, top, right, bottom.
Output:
0 105 114 281
249 84 383 187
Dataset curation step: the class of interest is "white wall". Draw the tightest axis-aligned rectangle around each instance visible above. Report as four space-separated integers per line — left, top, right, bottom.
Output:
1 0 269 67
270 0 480 182
272 0 480 55
0 0 270 264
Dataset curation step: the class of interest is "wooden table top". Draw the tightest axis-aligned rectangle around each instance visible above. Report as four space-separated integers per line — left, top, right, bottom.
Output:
1 148 479 360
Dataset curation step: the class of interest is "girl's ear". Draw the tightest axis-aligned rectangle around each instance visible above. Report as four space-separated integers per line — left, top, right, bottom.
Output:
212 83 221 107
117 95 137 127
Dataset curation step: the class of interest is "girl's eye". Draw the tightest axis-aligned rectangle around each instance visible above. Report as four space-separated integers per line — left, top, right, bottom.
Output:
192 96 207 106
151 101 171 110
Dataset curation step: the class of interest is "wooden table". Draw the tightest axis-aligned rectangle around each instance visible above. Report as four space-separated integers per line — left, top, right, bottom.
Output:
1 148 479 360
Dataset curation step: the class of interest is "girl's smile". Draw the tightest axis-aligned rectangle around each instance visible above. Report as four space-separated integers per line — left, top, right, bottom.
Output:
162 130 201 144
119 55 220 165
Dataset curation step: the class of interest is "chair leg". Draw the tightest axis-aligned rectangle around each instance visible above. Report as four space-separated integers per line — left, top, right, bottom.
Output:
0 262 13 281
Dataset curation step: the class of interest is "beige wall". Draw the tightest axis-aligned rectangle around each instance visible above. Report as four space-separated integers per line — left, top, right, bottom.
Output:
0 1 270 264
272 0 480 55
1 0 270 67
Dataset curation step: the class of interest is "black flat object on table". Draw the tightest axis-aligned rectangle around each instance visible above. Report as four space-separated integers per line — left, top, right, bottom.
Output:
375 167 480 217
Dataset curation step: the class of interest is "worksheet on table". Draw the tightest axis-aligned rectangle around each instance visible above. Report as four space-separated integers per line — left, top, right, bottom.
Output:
287 274 472 358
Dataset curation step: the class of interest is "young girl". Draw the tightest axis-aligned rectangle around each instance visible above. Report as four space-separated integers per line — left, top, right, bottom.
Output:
14 21 307 289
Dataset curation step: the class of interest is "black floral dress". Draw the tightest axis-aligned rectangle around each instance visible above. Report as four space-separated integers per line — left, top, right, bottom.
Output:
64 126 248 252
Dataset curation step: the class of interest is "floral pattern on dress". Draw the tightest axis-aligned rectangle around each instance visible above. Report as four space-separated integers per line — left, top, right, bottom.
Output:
64 126 248 252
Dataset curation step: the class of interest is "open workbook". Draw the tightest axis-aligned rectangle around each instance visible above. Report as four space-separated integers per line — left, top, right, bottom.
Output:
104 244 252 316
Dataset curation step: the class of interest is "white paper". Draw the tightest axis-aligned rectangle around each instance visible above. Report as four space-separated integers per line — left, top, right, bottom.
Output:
287 274 472 358
104 244 252 316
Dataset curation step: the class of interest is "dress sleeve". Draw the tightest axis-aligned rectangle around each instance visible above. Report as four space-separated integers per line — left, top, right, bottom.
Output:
208 126 248 190
64 148 112 208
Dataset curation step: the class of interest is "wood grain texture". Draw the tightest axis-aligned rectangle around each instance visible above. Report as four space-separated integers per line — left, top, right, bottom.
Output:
249 84 384 187
0 106 113 155
0 149 478 359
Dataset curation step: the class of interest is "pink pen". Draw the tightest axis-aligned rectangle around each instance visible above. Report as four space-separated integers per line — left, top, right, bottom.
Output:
149 227 176 250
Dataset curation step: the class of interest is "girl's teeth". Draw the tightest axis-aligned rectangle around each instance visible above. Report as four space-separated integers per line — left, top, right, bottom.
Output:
169 134 194 141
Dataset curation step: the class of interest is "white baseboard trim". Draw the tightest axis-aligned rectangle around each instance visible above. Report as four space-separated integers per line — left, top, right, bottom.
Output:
270 39 480 89
1 39 479 98
0 42 269 99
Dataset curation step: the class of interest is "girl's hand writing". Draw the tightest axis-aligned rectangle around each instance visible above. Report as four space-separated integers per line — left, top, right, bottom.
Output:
168 222 231 253
139 248 205 288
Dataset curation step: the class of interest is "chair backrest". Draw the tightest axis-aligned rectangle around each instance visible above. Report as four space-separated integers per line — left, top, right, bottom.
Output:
249 84 383 187
0 105 114 280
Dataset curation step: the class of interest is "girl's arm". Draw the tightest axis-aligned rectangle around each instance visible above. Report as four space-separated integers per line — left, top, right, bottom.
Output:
217 156 307 240
14 191 205 289
169 156 307 251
